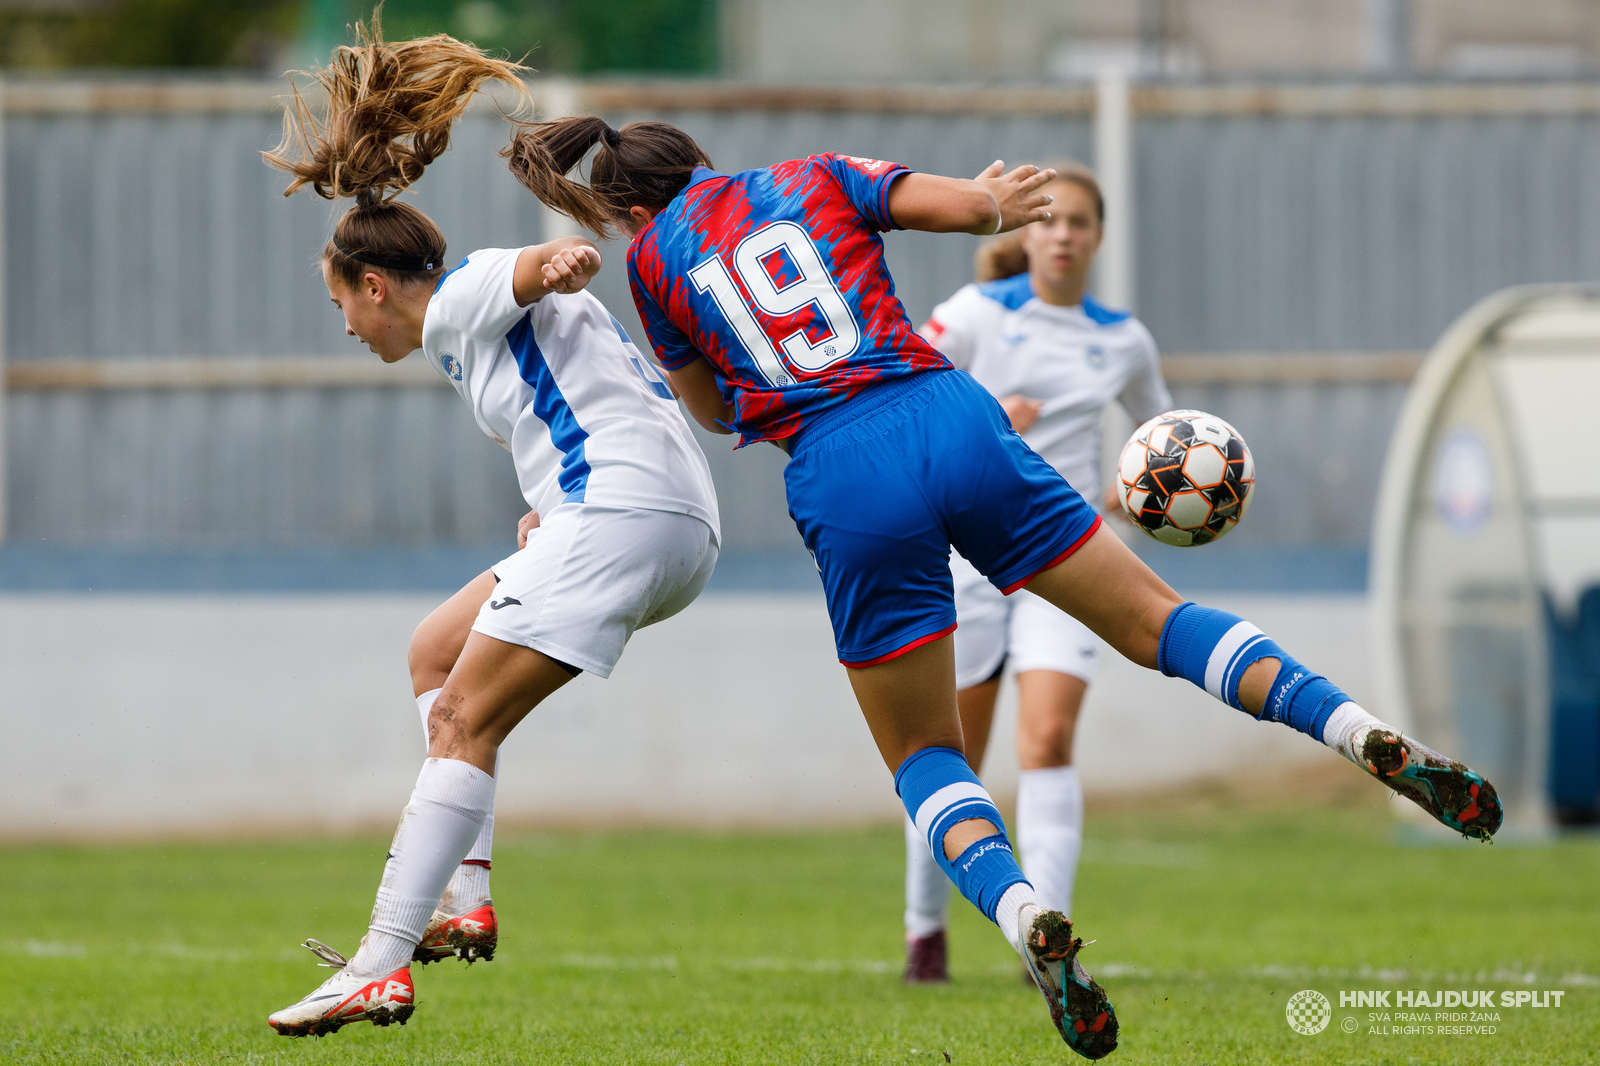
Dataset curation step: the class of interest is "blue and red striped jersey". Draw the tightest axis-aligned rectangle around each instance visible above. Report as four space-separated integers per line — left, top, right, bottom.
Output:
626 154 951 445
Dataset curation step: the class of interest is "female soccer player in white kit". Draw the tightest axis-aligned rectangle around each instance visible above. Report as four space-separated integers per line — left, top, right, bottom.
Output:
902 164 1172 982
260 22 718 1036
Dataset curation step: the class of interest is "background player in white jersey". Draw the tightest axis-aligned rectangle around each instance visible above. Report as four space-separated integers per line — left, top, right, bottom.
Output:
259 20 719 1037
903 163 1173 982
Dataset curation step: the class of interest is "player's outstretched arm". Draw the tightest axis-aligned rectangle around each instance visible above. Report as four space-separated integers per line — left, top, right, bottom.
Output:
512 236 601 304
888 162 1056 235
664 358 736 435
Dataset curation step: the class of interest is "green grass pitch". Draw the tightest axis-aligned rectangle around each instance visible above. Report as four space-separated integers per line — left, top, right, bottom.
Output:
3 778 1596 1065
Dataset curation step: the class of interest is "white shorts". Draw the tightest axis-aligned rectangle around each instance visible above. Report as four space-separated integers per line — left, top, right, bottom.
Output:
951 552 1099 691
472 503 718 679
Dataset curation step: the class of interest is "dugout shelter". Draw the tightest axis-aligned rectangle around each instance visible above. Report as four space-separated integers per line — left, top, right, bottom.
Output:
1372 286 1600 829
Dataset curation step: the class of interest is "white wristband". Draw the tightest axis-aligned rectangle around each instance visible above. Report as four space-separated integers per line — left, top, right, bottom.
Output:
986 188 1003 234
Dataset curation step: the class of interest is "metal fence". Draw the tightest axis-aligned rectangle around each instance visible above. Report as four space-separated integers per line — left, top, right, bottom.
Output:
5 79 1597 554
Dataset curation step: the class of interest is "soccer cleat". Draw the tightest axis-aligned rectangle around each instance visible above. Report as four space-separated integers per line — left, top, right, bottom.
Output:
1359 729 1503 841
1019 907 1117 1060
903 929 948 984
413 899 498 965
267 940 414 1037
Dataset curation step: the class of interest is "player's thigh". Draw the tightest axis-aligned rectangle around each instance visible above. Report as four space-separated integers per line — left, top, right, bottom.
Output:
1021 523 1182 669
952 552 1009 691
844 634 964 771
430 631 578 767
410 568 498 696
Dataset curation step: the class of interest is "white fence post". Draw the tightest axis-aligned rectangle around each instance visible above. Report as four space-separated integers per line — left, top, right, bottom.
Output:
1093 64 1135 313
0 77 9 541
536 78 581 243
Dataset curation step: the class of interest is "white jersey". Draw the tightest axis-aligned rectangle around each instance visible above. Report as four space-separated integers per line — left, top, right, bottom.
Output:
422 247 719 537
924 273 1171 501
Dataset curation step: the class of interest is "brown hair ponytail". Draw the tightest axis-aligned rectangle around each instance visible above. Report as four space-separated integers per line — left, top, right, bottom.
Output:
503 117 712 238
263 9 530 288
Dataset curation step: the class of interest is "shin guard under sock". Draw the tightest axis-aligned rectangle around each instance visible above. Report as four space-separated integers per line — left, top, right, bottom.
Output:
893 747 1029 923
1157 601 1352 742
419 688 496 907
353 757 494 976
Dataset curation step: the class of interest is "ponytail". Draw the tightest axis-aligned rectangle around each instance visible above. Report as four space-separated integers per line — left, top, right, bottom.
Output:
974 231 1028 283
503 117 712 238
263 9 529 288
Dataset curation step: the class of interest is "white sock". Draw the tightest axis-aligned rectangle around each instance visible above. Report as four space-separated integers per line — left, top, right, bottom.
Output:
1322 702 1387 767
419 688 496 914
1017 765 1084 919
994 882 1039 955
350 757 494 976
903 813 950 939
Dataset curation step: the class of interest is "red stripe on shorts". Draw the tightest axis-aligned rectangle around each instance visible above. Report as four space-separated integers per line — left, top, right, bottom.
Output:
1000 514 1103 596
840 622 958 670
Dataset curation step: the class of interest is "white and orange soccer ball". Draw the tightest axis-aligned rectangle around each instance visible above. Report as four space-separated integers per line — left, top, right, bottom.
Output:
1115 409 1254 546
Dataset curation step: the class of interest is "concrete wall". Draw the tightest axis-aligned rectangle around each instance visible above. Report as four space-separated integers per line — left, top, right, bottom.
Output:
0 590 1374 839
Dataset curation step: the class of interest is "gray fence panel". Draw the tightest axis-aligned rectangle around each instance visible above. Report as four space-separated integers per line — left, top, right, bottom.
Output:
1136 113 1600 352
5 92 1595 551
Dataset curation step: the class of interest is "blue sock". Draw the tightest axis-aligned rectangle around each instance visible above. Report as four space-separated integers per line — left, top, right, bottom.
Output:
1156 601 1351 742
893 747 1029 923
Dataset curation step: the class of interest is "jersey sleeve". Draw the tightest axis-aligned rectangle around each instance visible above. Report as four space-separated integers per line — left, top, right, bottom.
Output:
430 248 528 340
919 284 987 371
815 153 912 232
1117 320 1173 425
627 245 704 371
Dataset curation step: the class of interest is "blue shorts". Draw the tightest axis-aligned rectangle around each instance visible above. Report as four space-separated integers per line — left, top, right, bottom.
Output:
784 369 1102 667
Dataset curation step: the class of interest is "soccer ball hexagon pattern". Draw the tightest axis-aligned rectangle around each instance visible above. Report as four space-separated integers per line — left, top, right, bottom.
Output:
1116 409 1254 547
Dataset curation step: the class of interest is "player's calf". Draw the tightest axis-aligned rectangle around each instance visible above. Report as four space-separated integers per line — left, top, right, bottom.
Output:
1157 602 1503 840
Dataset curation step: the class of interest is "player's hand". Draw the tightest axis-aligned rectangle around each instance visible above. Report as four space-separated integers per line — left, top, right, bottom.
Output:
517 510 540 550
975 161 1056 234
542 245 601 293
1000 393 1043 434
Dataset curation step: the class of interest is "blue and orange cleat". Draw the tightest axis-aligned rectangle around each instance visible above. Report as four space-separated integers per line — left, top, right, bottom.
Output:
1361 730 1502 841
1019 908 1117 1060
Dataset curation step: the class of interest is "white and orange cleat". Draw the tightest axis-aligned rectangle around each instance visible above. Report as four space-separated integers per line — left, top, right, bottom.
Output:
267 939 415 1037
414 899 498 965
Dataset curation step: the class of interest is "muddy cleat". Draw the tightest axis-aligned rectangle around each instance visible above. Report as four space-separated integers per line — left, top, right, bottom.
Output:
1360 730 1503 841
903 929 948 984
413 899 498 965
267 939 415 1037
1019 907 1117 1060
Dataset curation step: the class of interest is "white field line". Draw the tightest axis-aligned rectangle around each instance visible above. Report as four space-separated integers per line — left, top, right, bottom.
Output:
9 941 1596 988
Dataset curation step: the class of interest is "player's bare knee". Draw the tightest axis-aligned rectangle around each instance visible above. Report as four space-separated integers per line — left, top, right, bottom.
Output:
425 691 474 753
1019 715 1070 765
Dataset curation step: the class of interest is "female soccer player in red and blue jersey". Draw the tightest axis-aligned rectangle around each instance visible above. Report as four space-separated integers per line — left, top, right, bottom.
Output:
506 117 1503 1060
